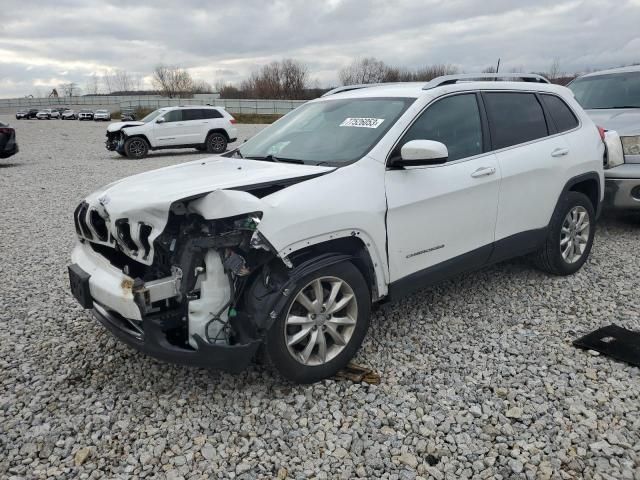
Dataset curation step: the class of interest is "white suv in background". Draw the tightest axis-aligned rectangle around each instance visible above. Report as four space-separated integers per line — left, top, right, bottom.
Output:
70 74 604 383
105 105 238 158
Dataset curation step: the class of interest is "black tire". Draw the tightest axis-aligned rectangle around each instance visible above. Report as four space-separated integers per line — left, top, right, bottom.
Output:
124 137 149 159
264 261 371 383
205 132 227 154
533 191 595 276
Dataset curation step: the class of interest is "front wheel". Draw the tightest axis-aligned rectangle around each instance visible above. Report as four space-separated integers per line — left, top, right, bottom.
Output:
265 261 371 383
205 132 227 154
124 137 149 159
533 191 595 275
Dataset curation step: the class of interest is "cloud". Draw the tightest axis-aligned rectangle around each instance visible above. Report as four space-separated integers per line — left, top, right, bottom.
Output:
0 0 639 97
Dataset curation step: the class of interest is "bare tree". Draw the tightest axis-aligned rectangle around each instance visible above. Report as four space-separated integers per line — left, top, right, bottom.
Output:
339 58 458 85
85 73 99 95
60 82 80 97
191 79 213 94
215 81 244 99
152 64 194 98
339 57 390 85
241 59 309 99
100 69 141 94
403 64 459 81
546 58 562 81
280 59 309 99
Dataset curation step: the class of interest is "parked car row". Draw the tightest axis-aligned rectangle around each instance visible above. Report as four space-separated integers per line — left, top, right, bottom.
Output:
15 108 111 121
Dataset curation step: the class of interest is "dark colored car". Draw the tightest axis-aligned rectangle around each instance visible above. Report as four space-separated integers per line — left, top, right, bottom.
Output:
27 108 39 119
0 121 18 159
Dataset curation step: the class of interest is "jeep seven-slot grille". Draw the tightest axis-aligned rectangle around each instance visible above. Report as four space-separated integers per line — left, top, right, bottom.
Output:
90 209 109 241
75 201 153 261
114 219 153 259
74 202 93 240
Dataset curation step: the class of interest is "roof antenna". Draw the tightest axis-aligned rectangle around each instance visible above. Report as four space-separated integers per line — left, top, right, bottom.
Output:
495 58 501 74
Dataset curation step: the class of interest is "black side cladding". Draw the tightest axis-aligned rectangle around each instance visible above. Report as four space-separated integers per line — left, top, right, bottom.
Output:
573 324 640 368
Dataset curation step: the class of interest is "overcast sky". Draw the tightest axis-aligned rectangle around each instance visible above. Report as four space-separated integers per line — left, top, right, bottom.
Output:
1 0 639 98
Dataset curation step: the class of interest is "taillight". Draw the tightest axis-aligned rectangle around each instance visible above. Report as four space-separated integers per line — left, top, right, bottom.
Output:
597 126 606 142
0 128 13 134
230 118 237 124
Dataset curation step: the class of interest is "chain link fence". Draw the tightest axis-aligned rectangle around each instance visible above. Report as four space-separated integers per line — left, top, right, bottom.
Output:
0 95 307 115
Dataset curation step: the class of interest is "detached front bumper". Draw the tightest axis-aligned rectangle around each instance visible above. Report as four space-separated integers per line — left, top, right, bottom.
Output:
68 242 261 372
604 164 640 210
91 303 260 372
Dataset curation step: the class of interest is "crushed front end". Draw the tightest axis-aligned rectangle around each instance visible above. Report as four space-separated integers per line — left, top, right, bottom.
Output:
105 130 124 152
68 196 278 372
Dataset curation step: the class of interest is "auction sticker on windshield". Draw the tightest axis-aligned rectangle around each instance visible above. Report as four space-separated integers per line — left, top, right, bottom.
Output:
340 117 385 128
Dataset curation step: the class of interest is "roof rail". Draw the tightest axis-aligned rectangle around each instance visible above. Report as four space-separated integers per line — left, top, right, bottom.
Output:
322 83 401 97
422 73 550 90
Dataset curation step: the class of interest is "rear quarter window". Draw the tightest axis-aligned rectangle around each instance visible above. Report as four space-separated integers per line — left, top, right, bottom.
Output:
484 92 549 149
540 94 579 133
202 109 223 119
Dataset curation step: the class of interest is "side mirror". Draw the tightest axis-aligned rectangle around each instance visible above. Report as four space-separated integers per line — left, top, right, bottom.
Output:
156 117 166 124
394 140 448 167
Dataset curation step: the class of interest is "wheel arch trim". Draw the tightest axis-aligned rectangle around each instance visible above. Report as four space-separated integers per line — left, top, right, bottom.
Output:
206 128 230 141
557 171 602 220
276 229 387 300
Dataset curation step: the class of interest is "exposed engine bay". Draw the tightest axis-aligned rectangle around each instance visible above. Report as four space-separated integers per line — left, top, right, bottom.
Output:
87 200 279 346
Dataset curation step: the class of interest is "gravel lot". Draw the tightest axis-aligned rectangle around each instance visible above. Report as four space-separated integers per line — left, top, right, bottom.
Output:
1 116 639 480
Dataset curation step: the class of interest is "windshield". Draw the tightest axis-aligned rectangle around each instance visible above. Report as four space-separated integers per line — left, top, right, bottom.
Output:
141 109 165 123
237 97 415 165
570 72 640 109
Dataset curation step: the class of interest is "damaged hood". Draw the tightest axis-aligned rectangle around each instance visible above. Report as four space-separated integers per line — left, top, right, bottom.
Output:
107 121 145 132
83 156 334 261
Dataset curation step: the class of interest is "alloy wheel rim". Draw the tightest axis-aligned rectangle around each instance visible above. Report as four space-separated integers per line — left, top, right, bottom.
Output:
284 276 358 366
560 206 590 264
210 135 225 152
130 140 145 157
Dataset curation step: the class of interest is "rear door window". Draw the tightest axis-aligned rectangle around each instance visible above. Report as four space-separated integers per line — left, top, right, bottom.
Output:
182 109 204 121
484 92 549 149
540 94 579 133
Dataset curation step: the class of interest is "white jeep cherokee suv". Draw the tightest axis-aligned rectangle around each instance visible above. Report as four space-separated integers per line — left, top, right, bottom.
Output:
105 105 238 159
69 74 604 383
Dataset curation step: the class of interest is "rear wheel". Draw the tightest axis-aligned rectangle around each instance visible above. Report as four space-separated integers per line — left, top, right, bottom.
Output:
124 137 149 159
264 262 371 383
533 191 595 275
205 132 227 154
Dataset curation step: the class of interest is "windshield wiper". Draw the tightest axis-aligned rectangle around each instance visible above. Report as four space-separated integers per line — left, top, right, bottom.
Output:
245 154 304 164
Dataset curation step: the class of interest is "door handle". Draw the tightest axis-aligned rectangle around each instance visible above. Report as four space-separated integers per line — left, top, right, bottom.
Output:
551 148 569 157
471 167 496 178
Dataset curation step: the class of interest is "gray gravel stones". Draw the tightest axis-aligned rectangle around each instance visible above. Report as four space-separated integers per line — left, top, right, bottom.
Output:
1 116 640 478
